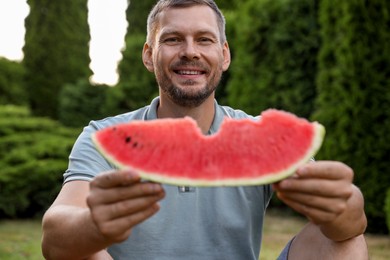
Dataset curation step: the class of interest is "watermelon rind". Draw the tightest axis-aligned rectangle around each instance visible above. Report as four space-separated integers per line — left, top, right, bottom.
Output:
91 117 325 187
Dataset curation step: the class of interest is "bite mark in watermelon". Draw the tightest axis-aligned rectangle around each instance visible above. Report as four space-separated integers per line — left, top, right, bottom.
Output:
91 109 325 186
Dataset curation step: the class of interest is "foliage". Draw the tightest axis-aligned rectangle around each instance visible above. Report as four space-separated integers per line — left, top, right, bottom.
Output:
215 0 240 10
0 58 27 106
23 0 91 119
59 79 110 127
112 33 158 114
227 0 319 118
126 0 156 34
313 0 390 233
0 106 79 218
385 189 390 234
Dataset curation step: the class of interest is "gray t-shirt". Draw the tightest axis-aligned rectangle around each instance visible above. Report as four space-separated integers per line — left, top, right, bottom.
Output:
64 97 273 260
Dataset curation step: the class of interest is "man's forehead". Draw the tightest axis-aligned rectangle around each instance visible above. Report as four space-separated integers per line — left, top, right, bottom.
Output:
155 5 219 35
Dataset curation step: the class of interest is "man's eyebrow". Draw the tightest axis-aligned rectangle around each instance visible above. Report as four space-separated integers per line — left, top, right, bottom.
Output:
159 29 180 37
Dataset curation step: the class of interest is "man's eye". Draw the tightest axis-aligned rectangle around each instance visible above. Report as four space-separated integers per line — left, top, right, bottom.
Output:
198 37 213 44
164 38 180 43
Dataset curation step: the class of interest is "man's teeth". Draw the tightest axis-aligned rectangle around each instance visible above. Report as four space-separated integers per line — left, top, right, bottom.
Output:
177 70 202 75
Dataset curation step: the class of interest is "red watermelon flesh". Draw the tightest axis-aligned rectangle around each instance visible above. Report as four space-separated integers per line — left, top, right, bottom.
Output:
92 109 325 186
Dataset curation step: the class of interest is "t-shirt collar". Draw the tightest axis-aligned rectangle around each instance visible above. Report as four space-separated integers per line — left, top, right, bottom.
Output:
144 96 229 135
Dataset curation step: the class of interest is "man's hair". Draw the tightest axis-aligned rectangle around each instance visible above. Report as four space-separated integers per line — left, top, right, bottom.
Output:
146 0 226 46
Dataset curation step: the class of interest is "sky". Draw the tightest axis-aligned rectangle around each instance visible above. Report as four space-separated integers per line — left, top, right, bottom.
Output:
0 0 129 86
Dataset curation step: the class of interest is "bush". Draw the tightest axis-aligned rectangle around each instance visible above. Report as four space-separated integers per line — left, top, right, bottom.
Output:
0 106 79 218
59 79 110 127
313 0 390 233
386 188 390 234
0 58 27 106
227 0 319 118
110 33 158 114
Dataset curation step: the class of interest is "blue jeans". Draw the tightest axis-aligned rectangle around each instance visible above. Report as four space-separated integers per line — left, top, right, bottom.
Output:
277 238 294 260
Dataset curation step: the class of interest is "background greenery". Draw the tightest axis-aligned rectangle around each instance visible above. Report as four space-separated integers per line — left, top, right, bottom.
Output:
0 0 389 237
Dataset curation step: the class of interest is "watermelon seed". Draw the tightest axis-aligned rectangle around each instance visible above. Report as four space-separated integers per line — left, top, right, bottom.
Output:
125 136 131 143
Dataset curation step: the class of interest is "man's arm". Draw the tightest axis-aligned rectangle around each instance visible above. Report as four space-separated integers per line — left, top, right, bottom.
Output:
41 170 165 260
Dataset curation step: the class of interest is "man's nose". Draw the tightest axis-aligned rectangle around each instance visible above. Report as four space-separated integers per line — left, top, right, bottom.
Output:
179 41 200 60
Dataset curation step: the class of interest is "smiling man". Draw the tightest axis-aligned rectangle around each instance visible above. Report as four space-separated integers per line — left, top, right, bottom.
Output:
41 1 368 259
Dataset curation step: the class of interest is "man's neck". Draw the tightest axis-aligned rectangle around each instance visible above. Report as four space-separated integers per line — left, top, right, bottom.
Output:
157 96 215 135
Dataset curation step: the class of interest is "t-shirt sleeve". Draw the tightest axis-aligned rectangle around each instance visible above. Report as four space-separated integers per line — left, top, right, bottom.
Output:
63 122 116 183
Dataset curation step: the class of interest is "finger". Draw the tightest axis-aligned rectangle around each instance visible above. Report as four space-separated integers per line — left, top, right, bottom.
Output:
91 170 141 189
296 161 354 181
276 193 341 224
97 202 161 242
91 190 165 223
274 178 353 198
276 191 347 215
90 181 165 205
105 191 165 220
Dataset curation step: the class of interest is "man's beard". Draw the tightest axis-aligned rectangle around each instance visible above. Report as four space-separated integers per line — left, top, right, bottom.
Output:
156 61 222 108
162 79 218 108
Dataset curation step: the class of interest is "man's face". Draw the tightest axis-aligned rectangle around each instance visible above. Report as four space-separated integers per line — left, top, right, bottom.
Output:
143 5 230 108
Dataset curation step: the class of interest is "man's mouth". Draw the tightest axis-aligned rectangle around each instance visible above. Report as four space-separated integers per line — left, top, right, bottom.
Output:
175 70 205 75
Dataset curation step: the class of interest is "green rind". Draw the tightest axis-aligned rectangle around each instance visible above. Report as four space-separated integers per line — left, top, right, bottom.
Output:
91 122 325 186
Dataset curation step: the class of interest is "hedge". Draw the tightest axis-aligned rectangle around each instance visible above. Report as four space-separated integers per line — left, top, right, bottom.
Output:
0 105 79 218
313 0 390 233
386 188 390 234
0 58 27 106
227 0 319 118
59 79 110 127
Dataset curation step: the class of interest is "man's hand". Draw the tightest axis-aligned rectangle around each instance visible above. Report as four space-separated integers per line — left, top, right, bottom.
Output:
272 161 366 241
87 170 166 244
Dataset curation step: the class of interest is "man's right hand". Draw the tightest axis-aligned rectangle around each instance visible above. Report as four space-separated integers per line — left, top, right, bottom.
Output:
87 169 166 244
42 169 165 260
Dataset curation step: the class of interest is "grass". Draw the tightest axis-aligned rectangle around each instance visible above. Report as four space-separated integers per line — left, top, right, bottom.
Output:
0 211 389 259
0 219 42 260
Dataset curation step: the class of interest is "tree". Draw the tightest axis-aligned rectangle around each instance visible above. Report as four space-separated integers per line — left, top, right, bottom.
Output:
109 0 158 113
23 0 91 119
313 0 390 233
227 0 319 118
127 0 156 34
0 58 27 105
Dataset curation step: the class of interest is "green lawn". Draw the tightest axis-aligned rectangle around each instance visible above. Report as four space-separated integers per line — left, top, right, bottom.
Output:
0 219 42 260
0 211 389 259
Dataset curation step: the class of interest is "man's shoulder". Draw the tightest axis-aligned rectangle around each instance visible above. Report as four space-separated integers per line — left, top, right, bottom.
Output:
89 106 149 130
219 105 258 120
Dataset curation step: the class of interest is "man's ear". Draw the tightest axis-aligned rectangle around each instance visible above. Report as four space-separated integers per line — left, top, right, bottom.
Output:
142 43 154 72
222 41 231 72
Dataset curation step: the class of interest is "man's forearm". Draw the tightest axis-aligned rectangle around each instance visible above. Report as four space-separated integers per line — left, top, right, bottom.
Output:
42 205 110 260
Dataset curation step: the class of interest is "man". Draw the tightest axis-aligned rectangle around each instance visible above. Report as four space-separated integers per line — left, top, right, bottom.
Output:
41 1 368 259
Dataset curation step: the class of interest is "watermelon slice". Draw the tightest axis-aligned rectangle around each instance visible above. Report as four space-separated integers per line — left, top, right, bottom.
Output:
92 109 325 186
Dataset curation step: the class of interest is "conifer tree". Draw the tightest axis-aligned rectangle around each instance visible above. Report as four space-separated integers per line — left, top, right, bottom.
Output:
313 0 390 233
226 0 319 118
111 0 157 113
23 0 91 118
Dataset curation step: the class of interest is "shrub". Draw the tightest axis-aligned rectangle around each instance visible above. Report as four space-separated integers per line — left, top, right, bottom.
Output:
111 33 158 114
313 0 390 233
59 79 110 127
386 188 390 234
0 106 79 218
0 58 27 105
227 0 319 118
